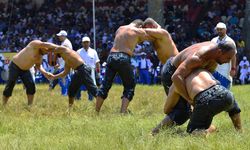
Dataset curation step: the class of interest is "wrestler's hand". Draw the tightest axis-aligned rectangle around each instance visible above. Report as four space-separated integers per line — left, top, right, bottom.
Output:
45 72 54 80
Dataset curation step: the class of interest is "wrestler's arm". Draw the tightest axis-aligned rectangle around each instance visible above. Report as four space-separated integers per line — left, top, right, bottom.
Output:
134 28 154 41
171 56 204 101
144 28 169 39
164 84 180 114
230 55 237 77
35 63 53 80
30 40 60 50
53 64 71 79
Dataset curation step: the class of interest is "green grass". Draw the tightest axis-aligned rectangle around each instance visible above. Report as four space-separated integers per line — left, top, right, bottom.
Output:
2 52 17 59
0 84 249 150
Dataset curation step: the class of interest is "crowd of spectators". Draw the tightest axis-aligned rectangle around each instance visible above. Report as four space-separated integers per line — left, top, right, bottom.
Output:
0 0 248 85
0 0 148 60
196 0 246 58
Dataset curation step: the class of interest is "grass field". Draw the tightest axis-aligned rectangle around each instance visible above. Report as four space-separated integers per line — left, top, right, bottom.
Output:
2 53 17 59
0 84 249 150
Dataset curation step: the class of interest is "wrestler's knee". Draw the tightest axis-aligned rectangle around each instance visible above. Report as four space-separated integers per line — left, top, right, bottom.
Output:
26 82 36 95
97 88 108 100
122 87 135 101
3 80 16 97
227 99 241 117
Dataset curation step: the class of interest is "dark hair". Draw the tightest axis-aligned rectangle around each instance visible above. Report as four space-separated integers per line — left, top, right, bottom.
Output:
218 41 236 52
131 19 143 27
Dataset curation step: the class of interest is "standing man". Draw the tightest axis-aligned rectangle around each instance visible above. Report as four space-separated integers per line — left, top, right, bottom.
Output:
95 19 153 113
76 36 100 100
211 22 237 89
137 52 152 85
2 40 57 106
49 30 73 96
48 44 98 108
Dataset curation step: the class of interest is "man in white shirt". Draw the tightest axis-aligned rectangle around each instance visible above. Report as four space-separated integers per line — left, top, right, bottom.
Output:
49 30 73 96
239 56 249 69
137 52 152 84
76 36 100 100
211 22 237 89
239 56 249 84
211 22 241 129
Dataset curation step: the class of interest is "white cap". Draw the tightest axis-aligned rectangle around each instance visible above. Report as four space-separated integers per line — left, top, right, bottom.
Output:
141 52 146 55
56 30 67 36
82 36 90 42
243 56 247 60
102 62 107 67
215 22 227 29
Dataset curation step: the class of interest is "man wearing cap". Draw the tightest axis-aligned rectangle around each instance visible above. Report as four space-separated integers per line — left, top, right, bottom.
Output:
56 30 73 49
49 30 73 96
211 22 241 128
211 22 237 89
76 36 100 100
137 52 152 85
239 56 249 84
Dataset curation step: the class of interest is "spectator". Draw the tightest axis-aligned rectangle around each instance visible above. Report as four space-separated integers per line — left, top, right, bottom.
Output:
76 36 100 101
49 30 72 96
211 22 237 89
137 52 152 85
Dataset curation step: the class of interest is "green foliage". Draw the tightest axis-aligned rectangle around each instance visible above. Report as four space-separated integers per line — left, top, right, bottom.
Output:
0 84 249 150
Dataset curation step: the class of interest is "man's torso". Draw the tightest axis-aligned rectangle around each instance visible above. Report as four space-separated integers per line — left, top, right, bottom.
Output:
13 44 42 70
111 25 141 56
77 48 99 68
152 31 179 64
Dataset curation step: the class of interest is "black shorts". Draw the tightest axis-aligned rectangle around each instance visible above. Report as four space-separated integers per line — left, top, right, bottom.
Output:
187 84 234 133
97 52 135 101
168 96 192 125
3 62 35 97
68 64 98 98
161 57 191 125
161 57 176 94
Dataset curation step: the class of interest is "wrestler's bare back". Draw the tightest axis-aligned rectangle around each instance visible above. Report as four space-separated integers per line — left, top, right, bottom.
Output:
55 47 84 69
111 25 148 56
152 30 179 63
186 69 218 100
172 41 218 71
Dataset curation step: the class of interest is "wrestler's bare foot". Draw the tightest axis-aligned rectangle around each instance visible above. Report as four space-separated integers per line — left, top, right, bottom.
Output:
191 125 217 137
151 127 160 136
120 98 130 113
207 125 217 133
95 96 104 112
2 95 9 106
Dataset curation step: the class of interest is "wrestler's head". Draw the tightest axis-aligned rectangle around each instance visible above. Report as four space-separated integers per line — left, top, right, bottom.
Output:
130 19 144 28
143 18 158 28
216 41 236 64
